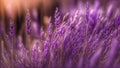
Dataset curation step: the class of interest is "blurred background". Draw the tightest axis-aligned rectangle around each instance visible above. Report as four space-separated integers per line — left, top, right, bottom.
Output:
0 0 120 36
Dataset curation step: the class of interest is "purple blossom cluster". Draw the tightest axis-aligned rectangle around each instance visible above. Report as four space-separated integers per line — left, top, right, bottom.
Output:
26 9 31 35
1 1 120 68
9 20 14 37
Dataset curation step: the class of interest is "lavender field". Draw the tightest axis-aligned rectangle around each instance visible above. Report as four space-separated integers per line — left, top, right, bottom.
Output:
0 0 120 68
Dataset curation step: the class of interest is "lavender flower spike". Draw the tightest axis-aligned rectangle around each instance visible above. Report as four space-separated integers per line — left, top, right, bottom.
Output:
54 8 61 27
26 9 31 35
9 20 14 37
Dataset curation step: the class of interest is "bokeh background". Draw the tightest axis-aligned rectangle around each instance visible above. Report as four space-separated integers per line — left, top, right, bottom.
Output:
0 0 120 36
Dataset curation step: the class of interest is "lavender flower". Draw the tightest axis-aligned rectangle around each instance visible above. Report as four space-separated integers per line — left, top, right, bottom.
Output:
26 9 31 35
48 18 53 38
1 1 120 68
32 42 41 67
54 8 61 27
86 2 90 22
9 20 14 37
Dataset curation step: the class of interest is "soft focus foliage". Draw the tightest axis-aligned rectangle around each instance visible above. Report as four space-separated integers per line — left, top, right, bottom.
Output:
1 1 120 68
